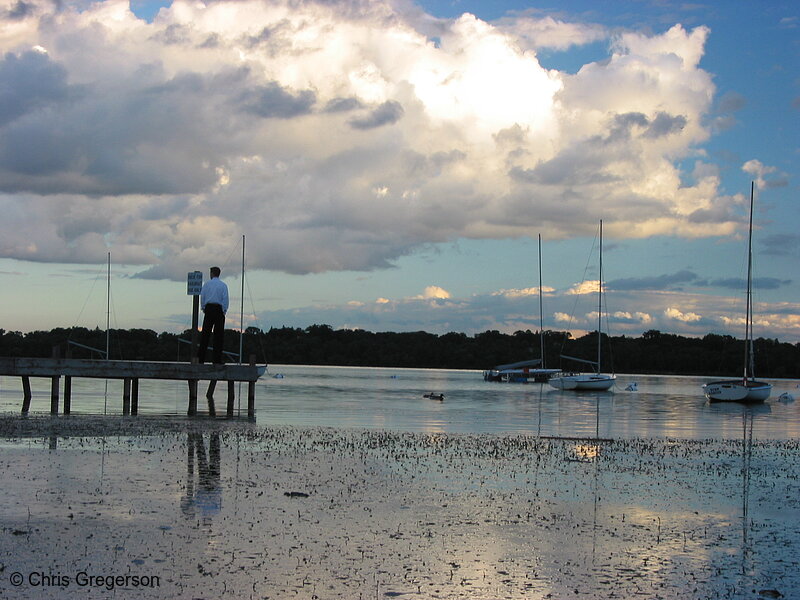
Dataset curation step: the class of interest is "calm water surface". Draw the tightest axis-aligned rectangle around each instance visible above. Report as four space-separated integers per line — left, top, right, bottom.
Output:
3 365 798 440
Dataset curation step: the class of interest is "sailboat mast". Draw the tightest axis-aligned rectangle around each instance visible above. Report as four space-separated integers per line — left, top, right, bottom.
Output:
744 182 754 382
239 234 245 365
538 234 545 368
598 220 603 373
106 251 110 360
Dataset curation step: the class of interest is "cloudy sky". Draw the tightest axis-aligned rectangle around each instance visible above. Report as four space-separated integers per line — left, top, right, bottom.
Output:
1 0 798 343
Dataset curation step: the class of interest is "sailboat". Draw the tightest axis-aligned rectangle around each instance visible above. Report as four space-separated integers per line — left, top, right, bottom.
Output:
703 183 771 403
549 221 616 391
483 234 559 383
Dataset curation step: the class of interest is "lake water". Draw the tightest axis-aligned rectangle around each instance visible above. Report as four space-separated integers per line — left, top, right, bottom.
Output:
3 365 798 440
2 367 799 599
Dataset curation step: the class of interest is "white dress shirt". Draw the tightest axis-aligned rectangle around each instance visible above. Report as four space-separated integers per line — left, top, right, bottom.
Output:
201 277 229 314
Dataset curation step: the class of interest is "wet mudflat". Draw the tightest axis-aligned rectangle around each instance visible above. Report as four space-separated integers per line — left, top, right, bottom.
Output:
0 416 797 599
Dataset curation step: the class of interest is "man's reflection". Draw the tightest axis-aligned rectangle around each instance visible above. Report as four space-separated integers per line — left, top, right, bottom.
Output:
181 432 222 524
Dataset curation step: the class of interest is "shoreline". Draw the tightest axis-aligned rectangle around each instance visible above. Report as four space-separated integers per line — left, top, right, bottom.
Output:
0 417 797 598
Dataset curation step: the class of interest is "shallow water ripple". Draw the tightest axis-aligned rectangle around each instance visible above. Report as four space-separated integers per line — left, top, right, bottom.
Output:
0 420 797 599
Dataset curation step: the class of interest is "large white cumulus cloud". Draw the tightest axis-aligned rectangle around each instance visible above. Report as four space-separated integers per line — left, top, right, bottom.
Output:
0 0 735 279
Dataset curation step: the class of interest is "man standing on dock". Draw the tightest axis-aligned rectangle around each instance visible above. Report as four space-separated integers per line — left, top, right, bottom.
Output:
198 266 229 364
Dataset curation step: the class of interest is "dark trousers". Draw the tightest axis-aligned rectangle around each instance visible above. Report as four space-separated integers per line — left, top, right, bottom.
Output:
198 304 225 364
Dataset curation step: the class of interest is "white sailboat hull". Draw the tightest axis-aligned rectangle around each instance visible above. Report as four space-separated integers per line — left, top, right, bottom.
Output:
703 380 771 403
549 373 616 391
553 221 616 394
700 183 771 405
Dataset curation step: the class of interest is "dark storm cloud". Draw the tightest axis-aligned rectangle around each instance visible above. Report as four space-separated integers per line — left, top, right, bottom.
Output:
324 97 364 113
608 111 686 140
0 59 318 196
687 205 738 223
761 233 800 256
606 270 699 291
0 83 219 195
57 214 113 242
348 100 404 130
3 0 35 20
0 50 71 127
239 82 317 118
706 277 790 290
510 149 617 186
605 270 789 294
643 112 686 138
402 149 466 177
609 112 649 140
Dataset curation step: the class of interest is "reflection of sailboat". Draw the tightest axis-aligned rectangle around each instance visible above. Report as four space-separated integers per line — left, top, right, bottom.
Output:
708 400 770 576
549 221 616 391
739 409 756 575
741 413 752 520
703 183 772 403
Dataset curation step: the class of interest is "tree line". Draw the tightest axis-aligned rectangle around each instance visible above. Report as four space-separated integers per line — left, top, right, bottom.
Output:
1 325 798 378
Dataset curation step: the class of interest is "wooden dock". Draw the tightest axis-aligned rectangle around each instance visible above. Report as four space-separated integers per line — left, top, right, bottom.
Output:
0 357 266 418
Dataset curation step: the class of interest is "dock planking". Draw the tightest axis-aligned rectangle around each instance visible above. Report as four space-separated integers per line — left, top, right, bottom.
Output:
0 357 266 418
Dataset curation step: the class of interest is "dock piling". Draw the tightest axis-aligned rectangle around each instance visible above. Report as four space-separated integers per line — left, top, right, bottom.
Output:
131 379 139 415
50 377 59 415
64 376 72 415
247 355 256 419
50 346 60 415
122 378 131 415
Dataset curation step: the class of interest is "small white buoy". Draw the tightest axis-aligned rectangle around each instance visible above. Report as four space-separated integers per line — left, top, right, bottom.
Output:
778 392 795 403
625 382 638 392
272 373 285 379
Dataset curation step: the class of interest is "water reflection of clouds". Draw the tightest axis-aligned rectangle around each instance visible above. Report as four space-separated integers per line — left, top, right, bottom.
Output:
0 420 797 598
260 367 800 439
568 443 600 462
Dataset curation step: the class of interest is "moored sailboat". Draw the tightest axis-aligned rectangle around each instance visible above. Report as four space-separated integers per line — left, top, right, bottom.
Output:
549 221 616 391
703 183 771 403
483 234 559 383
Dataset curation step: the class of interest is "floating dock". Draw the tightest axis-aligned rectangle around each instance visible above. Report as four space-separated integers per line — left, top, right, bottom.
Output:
0 357 265 418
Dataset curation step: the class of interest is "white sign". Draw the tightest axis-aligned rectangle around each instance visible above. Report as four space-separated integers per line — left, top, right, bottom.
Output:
187 271 203 295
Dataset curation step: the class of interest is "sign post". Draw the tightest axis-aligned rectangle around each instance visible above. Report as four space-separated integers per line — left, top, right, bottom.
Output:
187 271 203 363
